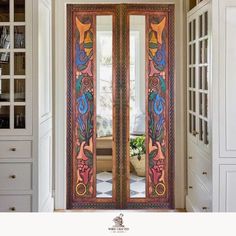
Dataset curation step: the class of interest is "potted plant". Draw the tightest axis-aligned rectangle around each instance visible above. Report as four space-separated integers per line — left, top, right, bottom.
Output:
130 136 146 176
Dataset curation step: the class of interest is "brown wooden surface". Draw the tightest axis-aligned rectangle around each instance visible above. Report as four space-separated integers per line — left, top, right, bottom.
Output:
67 4 175 210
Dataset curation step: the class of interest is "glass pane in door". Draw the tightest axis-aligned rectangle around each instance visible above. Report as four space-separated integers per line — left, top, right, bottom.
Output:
14 52 25 75
0 79 10 102
96 16 113 198
0 26 10 49
14 105 25 129
14 0 25 22
0 52 10 75
0 105 10 129
14 79 25 102
14 26 25 48
0 0 10 22
129 15 146 198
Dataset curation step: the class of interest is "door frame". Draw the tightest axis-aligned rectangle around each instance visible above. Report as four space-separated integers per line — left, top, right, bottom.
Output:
54 0 186 210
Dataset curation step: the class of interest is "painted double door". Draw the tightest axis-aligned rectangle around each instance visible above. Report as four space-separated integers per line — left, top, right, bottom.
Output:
67 4 175 209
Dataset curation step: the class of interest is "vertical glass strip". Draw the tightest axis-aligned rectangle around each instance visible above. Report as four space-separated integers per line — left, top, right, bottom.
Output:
129 15 146 199
96 16 113 198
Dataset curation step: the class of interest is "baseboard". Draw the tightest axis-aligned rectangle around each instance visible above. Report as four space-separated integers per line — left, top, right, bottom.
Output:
39 195 54 212
186 195 197 212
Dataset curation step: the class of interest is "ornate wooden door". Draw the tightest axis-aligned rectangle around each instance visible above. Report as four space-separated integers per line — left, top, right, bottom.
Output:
67 4 175 209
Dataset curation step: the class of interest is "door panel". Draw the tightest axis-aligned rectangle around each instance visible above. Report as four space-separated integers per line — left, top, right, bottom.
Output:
67 4 174 209
67 5 120 209
129 15 146 199
124 5 175 209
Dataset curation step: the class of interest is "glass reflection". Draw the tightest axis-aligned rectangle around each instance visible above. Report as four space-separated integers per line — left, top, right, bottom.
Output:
14 79 25 102
0 79 10 102
0 105 10 129
96 16 113 198
0 26 10 49
0 0 10 22
14 52 25 75
14 105 25 129
14 0 25 22
129 15 146 198
0 52 10 75
14 26 25 48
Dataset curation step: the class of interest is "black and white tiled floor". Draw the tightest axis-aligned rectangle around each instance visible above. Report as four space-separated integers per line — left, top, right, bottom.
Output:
96 171 145 198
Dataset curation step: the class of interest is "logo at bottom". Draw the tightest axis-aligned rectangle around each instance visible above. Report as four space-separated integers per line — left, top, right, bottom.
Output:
108 213 130 233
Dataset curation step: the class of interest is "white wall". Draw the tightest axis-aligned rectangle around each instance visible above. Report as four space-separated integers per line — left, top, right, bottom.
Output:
35 0 54 211
53 0 186 210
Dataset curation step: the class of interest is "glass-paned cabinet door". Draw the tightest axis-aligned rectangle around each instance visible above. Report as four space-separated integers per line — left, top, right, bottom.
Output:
0 0 32 135
187 16 198 143
197 8 210 153
187 4 211 153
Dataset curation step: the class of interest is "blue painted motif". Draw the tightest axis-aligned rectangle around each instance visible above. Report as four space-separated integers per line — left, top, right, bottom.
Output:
154 94 165 115
76 43 90 68
156 114 165 132
77 94 88 115
78 115 85 132
152 43 166 71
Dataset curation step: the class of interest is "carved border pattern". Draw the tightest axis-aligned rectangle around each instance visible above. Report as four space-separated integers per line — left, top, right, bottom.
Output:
67 4 120 209
67 4 175 209
123 4 175 209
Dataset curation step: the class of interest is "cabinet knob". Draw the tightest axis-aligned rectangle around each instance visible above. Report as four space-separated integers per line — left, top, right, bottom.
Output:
202 171 207 175
189 156 193 160
189 186 193 189
192 130 199 136
9 148 16 152
9 175 16 179
202 207 208 211
9 207 16 212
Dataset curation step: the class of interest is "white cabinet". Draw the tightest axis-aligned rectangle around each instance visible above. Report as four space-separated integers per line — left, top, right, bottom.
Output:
219 165 236 212
0 0 32 136
0 195 31 212
0 163 31 190
0 140 31 158
187 0 236 212
212 0 236 212
186 0 212 212
0 0 53 212
218 1 236 158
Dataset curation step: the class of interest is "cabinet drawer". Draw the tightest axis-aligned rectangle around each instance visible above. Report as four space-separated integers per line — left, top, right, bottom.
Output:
188 152 212 191
188 170 212 212
0 163 31 190
0 195 31 212
0 141 31 159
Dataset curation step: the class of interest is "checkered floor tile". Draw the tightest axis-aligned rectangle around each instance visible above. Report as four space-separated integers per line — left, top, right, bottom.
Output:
96 172 146 198
130 173 145 198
